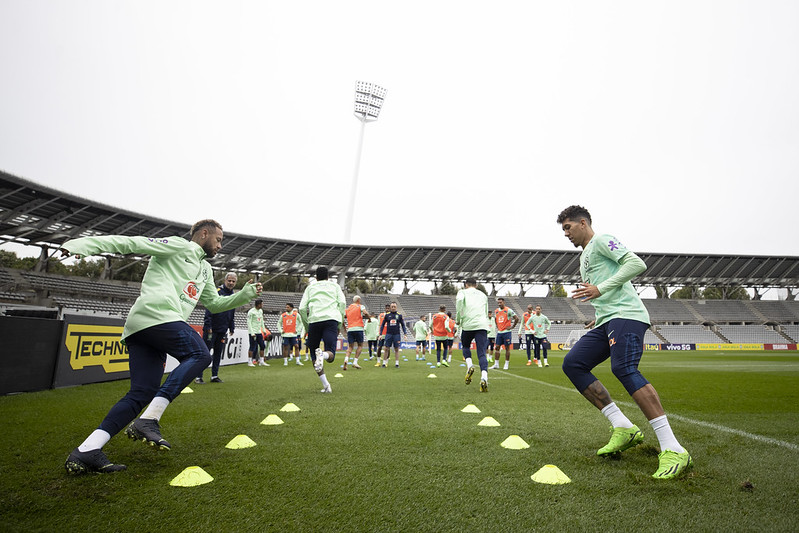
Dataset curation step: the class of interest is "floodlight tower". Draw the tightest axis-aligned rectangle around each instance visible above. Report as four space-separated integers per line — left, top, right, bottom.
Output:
345 81 386 243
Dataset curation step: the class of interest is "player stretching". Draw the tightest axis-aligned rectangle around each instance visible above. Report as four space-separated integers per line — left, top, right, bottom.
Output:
492 297 518 369
557 205 691 479
456 278 491 392
63 220 262 474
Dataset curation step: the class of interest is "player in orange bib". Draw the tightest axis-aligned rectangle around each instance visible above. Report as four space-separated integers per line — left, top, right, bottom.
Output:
493 297 519 370
343 295 367 369
431 305 452 367
279 303 303 366
375 304 390 366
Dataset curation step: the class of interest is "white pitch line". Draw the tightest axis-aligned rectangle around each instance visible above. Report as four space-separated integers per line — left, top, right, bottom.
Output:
496 370 799 452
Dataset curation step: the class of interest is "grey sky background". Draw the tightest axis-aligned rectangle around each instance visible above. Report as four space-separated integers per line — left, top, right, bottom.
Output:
1 1 797 270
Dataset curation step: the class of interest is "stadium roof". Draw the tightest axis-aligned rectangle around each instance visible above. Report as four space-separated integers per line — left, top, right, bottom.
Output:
1 169 798 290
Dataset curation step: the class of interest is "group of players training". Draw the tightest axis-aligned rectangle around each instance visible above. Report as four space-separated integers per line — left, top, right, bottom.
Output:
61 205 692 481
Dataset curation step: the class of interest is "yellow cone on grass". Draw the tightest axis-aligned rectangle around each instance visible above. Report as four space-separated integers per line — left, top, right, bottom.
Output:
225 435 257 449
181 386 193 394
280 403 301 412
334 373 344 378
478 416 501 427
461 404 481 413
501 435 530 449
427 374 437 378
531 464 571 484
261 414 284 425
170 466 213 487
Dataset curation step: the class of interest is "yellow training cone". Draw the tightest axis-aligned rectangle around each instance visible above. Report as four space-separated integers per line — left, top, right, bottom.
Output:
334 373 344 378
225 435 257 449
261 414 284 425
500 435 530 449
461 404 481 413
427 374 437 378
169 466 213 487
280 403 301 412
181 386 194 394
478 416 501 427
531 465 571 485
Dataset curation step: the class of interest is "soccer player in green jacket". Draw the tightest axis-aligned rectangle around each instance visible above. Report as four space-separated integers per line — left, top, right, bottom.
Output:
62 219 262 475
557 205 691 480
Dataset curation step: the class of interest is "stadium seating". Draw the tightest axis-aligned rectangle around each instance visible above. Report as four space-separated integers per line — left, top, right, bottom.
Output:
656 325 723 343
716 325 787 344
780 325 799 343
2 267 799 345
21 271 141 299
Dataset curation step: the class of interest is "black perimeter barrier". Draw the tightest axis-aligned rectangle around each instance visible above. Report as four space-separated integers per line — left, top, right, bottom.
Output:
0 316 63 394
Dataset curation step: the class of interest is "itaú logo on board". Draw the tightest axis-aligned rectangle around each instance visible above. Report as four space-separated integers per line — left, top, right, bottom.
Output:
65 324 129 373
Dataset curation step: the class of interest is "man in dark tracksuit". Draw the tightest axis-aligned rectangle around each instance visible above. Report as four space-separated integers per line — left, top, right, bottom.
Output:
198 272 238 383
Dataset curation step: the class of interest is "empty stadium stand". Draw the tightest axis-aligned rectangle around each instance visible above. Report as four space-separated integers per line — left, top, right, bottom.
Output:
2 266 799 345
715 325 787 344
656 325 723 344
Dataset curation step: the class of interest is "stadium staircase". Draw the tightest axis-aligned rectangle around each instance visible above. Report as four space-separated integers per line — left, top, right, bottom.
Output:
648 326 668 343
683 300 707 323
712 327 731 343
744 301 771 323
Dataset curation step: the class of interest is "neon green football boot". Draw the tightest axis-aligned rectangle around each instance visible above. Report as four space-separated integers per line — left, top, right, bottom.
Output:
596 425 644 456
652 450 693 479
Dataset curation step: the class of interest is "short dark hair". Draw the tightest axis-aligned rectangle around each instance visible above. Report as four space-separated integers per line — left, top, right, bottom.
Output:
316 266 328 280
286 303 294 308
191 219 222 236
420 314 426 319
446 311 452 318
439 305 446 311
254 299 263 307
556 205 592 226
465 277 477 286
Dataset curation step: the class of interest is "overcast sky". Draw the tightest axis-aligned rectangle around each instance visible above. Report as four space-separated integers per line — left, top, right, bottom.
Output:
1 1 798 264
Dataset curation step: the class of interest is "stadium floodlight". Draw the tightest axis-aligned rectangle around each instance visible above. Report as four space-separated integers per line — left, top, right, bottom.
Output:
345 81 386 243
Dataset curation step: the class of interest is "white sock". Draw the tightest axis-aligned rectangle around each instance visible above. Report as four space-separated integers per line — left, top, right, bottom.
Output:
465 357 473 369
78 429 111 452
503 363 509 370
649 415 685 453
140 396 170 421
344 356 349 364
481 370 488 381
320 374 330 388
600 402 634 429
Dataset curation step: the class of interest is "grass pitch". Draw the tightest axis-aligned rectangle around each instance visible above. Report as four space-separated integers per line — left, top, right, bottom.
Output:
1 349 798 532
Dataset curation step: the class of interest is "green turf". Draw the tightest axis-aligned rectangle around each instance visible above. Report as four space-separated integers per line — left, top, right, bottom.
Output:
1 350 798 532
